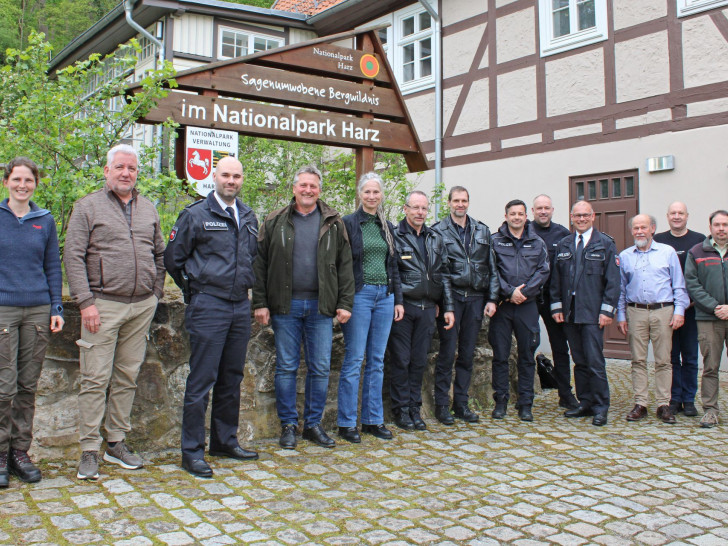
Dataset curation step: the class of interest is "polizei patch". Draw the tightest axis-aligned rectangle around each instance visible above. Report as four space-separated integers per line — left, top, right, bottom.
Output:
204 221 228 230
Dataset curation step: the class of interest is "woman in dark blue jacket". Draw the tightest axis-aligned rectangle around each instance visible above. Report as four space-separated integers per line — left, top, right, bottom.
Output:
338 173 403 443
0 157 64 486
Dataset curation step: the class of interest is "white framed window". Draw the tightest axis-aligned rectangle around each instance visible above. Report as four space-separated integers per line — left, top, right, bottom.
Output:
538 0 608 57
677 0 728 17
138 35 156 62
369 4 437 94
218 27 283 59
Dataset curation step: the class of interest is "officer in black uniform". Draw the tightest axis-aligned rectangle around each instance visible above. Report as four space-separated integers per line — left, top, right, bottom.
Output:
531 194 578 410
489 199 550 421
389 191 454 431
431 186 499 425
165 156 259 477
550 200 620 426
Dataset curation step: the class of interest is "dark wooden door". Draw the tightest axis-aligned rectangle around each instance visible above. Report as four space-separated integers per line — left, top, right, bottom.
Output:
570 170 639 359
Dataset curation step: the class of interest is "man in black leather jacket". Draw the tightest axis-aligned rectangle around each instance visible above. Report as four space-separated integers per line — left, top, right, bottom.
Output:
489 199 550 422
165 157 259 477
431 186 499 425
389 191 454 431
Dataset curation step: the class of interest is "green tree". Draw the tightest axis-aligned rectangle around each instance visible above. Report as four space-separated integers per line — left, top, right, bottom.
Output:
0 32 179 248
237 135 416 221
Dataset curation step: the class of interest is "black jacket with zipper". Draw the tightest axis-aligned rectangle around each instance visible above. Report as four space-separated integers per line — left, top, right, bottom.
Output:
431 214 500 302
392 218 453 311
549 229 620 322
491 220 550 303
164 192 258 302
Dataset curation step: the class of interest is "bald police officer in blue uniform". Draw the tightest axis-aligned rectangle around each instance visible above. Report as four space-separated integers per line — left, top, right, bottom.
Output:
550 201 620 426
165 156 259 478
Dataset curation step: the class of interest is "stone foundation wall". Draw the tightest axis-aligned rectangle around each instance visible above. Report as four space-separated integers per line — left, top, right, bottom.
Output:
33 290 527 459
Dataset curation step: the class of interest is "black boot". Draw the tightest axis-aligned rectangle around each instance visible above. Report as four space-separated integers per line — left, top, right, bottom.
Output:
8 449 41 483
453 403 480 423
492 399 507 419
409 407 427 430
518 405 534 422
394 407 415 431
435 405 454 425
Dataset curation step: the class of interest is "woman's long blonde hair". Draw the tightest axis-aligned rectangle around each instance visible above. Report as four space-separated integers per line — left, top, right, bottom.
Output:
358 172 395 256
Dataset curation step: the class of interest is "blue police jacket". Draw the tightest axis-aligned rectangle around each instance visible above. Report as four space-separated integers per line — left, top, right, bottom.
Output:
549 229 620 323
164 192 258 302
491 220 550 303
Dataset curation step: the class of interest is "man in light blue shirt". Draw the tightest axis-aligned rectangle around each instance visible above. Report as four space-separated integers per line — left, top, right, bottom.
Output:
617 214 689 424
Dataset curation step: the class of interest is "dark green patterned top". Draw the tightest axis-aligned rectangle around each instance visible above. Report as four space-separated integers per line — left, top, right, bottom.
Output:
361 213 388 285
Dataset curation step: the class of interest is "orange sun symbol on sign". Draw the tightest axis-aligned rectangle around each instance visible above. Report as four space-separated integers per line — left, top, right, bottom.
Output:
360 54 380 78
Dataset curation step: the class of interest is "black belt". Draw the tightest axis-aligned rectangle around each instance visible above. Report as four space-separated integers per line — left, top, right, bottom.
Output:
627 302 673 310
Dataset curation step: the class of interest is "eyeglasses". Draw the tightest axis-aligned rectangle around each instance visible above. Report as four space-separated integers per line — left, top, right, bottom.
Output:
571 213 592 219
405 204 428 212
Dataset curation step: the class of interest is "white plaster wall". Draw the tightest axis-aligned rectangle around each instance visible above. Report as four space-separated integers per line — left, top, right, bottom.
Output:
405 85 460 142
615 109 672 130
443 24 486 79
682 14 728 88
417 125 728 365
172 14 214 58
288 28 318 44
612 0 666 30
496 7 536 64
419 125 728 246
688 97 728 117
454 77 489 135
553 123 602 140
443 0 487 26
545 48 605 117
172 58 207 72
615 31 670 103
497 66 537 126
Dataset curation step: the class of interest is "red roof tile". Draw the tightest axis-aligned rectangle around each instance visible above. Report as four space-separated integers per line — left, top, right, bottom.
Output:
272 0 346 15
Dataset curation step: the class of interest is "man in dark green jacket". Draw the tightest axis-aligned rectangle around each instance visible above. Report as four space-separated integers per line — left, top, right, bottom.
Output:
253 165 354 450
684 209 728 428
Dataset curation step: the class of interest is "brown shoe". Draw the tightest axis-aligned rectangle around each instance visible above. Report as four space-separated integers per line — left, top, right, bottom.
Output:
656 405 677 424
626 404 648 421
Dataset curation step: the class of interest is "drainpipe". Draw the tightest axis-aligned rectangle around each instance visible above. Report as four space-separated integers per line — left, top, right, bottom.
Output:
124 0 165 172
124 0 163 58
417 0 442 220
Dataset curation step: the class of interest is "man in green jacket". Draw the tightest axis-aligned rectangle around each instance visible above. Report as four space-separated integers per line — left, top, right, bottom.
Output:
253 165 354 450
684 209 728 428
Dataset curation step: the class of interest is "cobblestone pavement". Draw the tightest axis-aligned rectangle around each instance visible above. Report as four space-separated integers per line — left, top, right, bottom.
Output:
2 360 728 545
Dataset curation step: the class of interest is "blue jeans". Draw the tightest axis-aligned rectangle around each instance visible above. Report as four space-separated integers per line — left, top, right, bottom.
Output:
338 285 394 427
271 299 333 428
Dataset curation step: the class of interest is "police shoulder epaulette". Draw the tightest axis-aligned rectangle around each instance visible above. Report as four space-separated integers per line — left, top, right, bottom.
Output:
601 232 615 242
185 199 205 209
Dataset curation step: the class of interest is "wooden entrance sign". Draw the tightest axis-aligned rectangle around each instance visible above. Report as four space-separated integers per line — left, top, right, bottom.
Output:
128 28 428 189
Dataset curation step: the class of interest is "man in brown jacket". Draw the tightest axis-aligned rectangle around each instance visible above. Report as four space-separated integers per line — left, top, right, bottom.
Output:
65 144 165 480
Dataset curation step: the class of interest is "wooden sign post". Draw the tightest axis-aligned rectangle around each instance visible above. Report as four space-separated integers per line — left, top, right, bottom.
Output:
129 28 428 194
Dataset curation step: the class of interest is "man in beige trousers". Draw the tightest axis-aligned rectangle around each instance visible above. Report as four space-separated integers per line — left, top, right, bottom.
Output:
65 144 165 480
617 214 689 424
